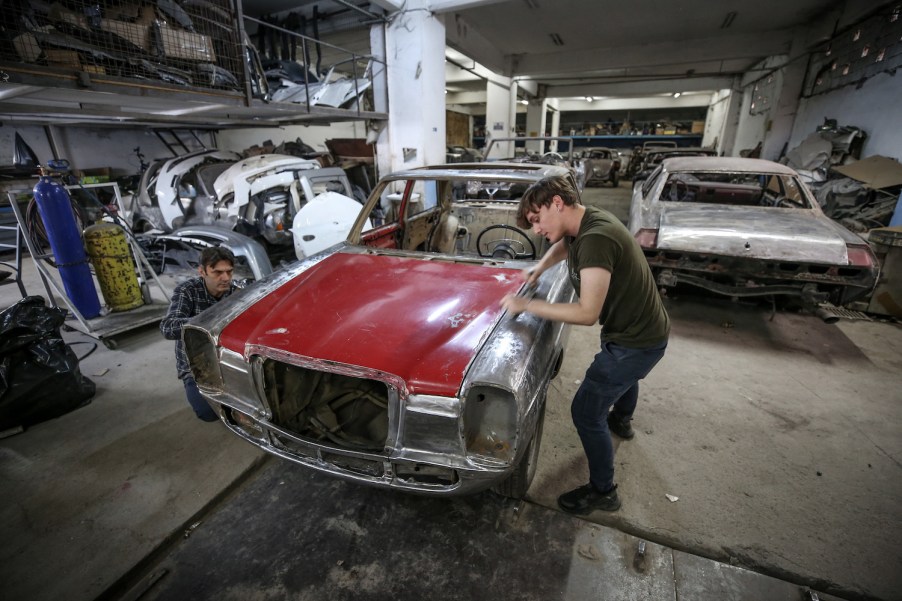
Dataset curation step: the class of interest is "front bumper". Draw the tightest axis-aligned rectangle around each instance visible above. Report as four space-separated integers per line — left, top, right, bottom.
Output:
215 403 508 496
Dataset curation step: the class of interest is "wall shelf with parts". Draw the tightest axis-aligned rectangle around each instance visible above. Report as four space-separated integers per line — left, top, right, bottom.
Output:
0 0 386 128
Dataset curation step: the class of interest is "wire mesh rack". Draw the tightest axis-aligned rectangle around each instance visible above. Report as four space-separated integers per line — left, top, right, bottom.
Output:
0 0 245 94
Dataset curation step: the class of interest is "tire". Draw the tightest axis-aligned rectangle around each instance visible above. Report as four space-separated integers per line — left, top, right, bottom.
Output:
491 403 546 499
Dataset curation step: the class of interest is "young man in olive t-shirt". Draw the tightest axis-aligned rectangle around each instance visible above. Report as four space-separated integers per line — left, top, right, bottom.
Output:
501 174 669 513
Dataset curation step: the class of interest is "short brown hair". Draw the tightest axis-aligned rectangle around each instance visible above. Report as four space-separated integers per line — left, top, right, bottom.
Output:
516 175 580 228
199 246 235 269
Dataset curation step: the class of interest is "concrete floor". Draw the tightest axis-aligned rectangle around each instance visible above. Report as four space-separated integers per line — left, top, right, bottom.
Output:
0 185 900 601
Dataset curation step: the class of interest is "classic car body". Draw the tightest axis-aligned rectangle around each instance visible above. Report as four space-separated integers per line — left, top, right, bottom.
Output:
582 147 621 187
631 147 718 188
624 140 678 179
629 157 879 320
132 148 241 232
183 163 577 498
139 225 274 282
484 137 587 189
132 150 362 263
212 154 357 248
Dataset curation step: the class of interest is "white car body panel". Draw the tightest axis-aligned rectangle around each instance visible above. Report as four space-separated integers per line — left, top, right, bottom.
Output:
291 191 372 259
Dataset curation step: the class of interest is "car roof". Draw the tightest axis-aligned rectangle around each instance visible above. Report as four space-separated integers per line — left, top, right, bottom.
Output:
660 156 800 175
385 162 571 182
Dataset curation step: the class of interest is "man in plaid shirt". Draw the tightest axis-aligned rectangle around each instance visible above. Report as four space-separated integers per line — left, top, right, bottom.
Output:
160 247 237 422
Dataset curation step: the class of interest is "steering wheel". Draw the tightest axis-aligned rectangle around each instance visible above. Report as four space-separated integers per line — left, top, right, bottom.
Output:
542 151 564 161
668 178 690 201
476 224 537 260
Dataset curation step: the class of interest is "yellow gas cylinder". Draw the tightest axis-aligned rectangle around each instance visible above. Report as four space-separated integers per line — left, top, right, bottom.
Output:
84 222 144 312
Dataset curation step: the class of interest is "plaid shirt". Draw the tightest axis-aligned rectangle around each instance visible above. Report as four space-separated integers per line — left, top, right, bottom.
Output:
160 277 235 380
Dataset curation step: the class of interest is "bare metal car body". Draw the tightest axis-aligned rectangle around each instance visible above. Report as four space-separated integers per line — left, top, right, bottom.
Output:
132 150 361 265
629 157 878 319
631 147 718 188
581 147 621 187
485 136 587 189
183 163 576 498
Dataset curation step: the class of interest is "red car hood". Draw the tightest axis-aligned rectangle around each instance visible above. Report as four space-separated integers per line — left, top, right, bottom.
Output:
218 252 523 396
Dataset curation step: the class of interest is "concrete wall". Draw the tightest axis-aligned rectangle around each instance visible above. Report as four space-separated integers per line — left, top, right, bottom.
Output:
731 86 770 158
788 71 902 161
1 126 191 176
702 89 731 152
215 122 367 155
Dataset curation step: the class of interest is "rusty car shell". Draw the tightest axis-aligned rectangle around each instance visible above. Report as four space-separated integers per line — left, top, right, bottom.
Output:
183 163 576 498
628 157 879 318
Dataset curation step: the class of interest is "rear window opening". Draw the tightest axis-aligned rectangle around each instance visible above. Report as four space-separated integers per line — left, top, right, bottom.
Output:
262 360 389 452
659 171 811 209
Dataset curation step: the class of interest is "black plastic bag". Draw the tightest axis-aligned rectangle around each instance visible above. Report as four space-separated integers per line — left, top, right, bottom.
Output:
0 296 95 431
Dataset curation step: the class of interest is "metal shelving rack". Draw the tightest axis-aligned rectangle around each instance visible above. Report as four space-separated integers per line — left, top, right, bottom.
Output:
6 187 172 349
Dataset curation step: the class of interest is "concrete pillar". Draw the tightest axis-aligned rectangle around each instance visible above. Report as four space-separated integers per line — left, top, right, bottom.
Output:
525 99 547 154
372 1 446 175
369 23 391 180
484 75 513 158
761 41 807 161
548 99 561 152
719 87 743 157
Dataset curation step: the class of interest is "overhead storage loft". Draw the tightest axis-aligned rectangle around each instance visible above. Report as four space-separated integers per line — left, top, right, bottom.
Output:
0 0 386 129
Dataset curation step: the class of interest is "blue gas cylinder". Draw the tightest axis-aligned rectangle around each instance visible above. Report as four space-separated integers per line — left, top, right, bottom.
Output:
33 174 102 319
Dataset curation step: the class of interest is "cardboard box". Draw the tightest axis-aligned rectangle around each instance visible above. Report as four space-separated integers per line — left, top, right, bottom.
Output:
44 49 82 69
156 22 215 62
48 3 89 30
101 19 151 51
691 120 705 134
12 33 41 62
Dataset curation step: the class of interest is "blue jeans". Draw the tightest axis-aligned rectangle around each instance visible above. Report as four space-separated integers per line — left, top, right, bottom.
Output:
183 376 218 422
571 338 667 493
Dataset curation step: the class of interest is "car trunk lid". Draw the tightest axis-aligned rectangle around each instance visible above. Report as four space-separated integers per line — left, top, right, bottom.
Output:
657 205 849 263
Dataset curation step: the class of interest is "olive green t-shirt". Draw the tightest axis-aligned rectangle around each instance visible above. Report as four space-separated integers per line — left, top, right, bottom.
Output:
566 206 670 347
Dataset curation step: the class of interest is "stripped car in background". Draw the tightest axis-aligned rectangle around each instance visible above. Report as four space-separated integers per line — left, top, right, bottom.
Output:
581 147 621 187
630 147 718 188
130 150 364 268
629 157 879 321
484 136 587 189
211 154 359 258
183 163 576 498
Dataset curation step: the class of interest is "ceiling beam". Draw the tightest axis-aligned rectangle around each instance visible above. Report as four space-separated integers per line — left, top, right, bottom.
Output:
367 0 404 12
444 13 507 74
427 0 511 12
512 31 793 77
543 76 736 99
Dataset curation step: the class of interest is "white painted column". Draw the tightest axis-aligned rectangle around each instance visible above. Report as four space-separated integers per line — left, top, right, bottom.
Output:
484 76 513 158
525 98 547 154
548 99 561 152
373 1 446 174
369 23 391 180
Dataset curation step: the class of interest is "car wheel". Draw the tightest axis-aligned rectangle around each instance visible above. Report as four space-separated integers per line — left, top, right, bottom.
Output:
492 402 546 499
611 172 619 187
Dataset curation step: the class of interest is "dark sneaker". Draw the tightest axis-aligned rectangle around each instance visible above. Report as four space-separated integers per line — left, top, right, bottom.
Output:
607 413 635 440
557 483 621 514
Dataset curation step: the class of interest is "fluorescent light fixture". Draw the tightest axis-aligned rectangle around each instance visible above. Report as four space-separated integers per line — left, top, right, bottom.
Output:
519 99 528 105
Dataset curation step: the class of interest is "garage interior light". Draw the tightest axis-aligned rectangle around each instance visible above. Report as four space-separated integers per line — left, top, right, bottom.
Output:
673 92 682 98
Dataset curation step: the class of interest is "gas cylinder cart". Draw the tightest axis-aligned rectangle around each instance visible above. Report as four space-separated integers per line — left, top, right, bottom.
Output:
7 161 172 350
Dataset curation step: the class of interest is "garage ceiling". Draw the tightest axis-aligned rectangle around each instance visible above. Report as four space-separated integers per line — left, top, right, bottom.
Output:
247 0 890 105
